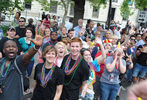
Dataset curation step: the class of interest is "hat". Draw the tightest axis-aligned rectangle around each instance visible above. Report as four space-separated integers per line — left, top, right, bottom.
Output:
103 39 112 46
8 27 15 31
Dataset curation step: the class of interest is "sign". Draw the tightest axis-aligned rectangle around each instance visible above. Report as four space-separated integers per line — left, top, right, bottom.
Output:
138 11 147 23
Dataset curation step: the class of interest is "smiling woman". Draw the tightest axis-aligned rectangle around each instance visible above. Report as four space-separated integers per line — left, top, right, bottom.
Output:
31 46 64 100
55 42 68 67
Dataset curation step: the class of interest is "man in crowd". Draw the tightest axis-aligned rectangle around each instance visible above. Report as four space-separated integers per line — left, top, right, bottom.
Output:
0 32 43 100
15 17 26 38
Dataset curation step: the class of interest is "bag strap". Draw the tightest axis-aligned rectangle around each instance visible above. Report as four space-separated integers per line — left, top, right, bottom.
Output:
14 56 24 94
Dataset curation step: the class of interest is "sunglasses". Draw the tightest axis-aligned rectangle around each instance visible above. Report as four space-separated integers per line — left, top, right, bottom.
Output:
19 21 24 22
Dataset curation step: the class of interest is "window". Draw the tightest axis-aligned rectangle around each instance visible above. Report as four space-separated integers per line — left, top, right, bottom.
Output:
92 7 99 18
112 0 118 3
50 1 58 13
69 2 74 16
24 0 32 9
128 0 133 6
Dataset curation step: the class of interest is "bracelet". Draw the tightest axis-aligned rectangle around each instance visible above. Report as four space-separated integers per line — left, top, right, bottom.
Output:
33 46 40 50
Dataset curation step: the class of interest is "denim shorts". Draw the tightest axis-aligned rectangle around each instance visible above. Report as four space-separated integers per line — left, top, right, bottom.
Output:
132 63 147 79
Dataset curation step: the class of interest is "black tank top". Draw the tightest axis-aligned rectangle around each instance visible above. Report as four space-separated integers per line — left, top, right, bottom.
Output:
137 52 147 66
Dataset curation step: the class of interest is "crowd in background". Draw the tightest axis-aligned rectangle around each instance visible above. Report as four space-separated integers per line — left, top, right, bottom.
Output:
0 11 147 100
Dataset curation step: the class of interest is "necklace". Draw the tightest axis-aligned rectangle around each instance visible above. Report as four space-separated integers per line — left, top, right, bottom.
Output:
0 58 11 78
63 54 81 75
63 54 83 86
40 63 55 88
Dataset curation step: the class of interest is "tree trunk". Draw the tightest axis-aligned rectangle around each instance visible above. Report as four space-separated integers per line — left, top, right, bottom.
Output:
73 0 85 27
107 0 112 29
61 0 70 27
0 11 1 21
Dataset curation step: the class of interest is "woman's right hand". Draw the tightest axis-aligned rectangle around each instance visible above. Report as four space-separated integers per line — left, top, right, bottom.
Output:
0 88 2 94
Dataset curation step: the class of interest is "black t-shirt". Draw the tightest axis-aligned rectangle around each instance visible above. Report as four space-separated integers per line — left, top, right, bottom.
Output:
60 54 89 100
0 37 22 57
31 63 64 100
15 26 26 38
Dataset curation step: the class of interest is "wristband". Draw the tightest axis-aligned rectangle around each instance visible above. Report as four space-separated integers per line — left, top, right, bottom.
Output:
33 46 40 50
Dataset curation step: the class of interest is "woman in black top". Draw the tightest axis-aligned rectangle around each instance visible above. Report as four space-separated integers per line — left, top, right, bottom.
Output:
132 36 147 83
31 46 64 100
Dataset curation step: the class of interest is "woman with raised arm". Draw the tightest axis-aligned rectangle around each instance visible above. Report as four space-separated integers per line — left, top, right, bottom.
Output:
100 47 126 100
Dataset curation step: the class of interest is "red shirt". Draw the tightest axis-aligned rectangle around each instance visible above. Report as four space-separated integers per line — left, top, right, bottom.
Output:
95 51 110 77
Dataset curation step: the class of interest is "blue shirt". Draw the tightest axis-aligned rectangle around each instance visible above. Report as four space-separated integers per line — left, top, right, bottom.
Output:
74 26 82 37
136 39 145 47
0 28 3 40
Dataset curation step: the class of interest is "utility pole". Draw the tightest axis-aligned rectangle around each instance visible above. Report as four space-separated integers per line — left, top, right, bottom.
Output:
107 0 112 29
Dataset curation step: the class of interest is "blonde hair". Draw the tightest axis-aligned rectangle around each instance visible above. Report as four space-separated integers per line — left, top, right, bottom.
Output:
55 42 68 55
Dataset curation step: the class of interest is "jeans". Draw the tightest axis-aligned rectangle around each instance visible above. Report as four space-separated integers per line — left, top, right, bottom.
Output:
83 93 94 100
126 69 132 81
27 60 34 77
132 63 147 79
100 82 120 100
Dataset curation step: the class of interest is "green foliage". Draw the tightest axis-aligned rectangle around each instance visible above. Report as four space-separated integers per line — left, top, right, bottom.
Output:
89 0 107 9
36 0 50 11
0 25 9 37
0 0 24 14
134 0 147 10
120 0 133 20
36 0 61 11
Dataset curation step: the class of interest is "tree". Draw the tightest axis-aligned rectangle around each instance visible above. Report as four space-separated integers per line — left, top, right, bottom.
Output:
60 0 70 26
134 0 147 10
120 0 133 20
0 0 24 20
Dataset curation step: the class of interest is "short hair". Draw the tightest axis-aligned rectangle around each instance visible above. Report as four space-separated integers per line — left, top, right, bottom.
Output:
70 38 82 46
16 12 21 17
3 40 18 48
97 23 101 26
69 18 73 22
80 48 90 56
68 28 74 33
42 46 57 58
28 18 33 24
55 42 68 54
20 17 26 22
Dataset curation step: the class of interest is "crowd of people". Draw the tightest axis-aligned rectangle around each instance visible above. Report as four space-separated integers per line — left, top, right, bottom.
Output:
0 11 147 100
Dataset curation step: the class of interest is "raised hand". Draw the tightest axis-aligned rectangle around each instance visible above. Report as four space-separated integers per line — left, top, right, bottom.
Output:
30 24 44 47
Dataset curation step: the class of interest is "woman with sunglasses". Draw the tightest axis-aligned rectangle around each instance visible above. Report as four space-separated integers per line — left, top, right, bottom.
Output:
31 46 64 100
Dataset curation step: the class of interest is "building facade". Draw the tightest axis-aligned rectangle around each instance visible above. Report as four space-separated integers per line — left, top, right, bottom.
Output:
19 0 139 27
